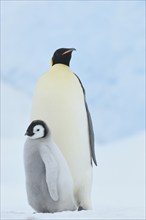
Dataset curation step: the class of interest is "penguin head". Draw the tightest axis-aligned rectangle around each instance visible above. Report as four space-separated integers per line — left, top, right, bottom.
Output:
51 48 76 66
25 120 49 140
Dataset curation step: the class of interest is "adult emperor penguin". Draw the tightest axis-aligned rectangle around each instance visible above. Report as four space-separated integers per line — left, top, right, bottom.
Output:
31 48 97 210
24 120 76 213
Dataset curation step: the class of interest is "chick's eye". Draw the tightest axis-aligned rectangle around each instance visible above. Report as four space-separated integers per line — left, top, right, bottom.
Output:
36 129 40 131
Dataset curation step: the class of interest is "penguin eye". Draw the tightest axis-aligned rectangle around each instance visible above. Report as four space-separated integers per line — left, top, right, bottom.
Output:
36 129 40 132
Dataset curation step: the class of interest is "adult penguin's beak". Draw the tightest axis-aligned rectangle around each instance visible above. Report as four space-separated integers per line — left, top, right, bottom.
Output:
62 48 76 55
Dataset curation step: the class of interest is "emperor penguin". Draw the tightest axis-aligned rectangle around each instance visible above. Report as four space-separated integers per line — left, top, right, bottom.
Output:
24 120 77 213
31 48 97 210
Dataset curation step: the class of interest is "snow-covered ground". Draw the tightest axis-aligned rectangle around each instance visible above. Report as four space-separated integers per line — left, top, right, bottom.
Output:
1 1 145 216
1 69 145 219
1 132 145 219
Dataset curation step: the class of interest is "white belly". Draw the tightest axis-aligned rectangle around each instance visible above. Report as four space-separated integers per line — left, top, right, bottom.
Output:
31 65 91 189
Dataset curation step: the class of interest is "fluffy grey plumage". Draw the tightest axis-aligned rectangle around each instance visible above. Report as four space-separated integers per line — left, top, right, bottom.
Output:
24 120 76 213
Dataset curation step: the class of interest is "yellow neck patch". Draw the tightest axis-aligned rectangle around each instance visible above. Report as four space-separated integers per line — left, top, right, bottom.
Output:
50 58 53 66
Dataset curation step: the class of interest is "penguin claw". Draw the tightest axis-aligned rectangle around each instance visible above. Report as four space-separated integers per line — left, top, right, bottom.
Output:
78 206 84 211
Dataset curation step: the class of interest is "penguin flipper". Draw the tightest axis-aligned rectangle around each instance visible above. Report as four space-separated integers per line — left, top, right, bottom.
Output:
40 145 59 201
85 101 97 166
74 74 97 166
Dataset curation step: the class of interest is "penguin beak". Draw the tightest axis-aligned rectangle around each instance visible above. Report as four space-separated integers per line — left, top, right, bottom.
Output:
25 131 34 136
62 48 76 56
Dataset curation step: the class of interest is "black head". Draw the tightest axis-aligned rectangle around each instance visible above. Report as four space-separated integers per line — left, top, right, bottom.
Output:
52 48 76 66
25 120 49 139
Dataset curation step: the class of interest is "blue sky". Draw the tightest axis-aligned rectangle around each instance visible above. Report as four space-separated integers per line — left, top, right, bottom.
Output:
1 0 145 142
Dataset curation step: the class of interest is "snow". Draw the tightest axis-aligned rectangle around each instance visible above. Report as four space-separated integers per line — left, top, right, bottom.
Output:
1 133 145 219
1 82 31 139
1 2 145 218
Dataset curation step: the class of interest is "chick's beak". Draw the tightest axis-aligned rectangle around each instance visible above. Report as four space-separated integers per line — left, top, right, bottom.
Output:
25 131 28 136
25 131 34 136
62 48 76 56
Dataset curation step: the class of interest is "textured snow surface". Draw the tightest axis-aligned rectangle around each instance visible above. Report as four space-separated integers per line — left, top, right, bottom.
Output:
1 133 145 219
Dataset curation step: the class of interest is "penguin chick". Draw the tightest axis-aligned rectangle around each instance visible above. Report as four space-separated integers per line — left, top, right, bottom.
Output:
24 120 77 213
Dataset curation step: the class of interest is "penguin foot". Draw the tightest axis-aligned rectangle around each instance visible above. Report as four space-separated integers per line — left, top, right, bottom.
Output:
78 206 84 211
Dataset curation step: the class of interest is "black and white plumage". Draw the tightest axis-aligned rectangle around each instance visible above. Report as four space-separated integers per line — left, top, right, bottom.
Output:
24 120 76 213
31 48 97 210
